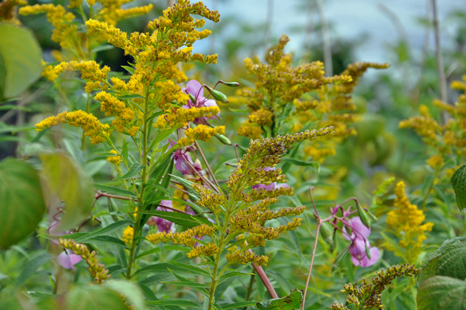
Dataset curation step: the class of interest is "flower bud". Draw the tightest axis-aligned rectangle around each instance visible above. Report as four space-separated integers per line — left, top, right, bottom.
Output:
188 92 196 103
332 247 349 272
357 203 371 229
219 81 240 87
319 221 334 246
214 134 232 145
365 242 372 260
368 210 378 222
205 85 229 103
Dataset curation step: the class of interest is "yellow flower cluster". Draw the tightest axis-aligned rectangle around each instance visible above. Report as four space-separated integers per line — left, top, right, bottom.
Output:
20 4 77 49
385 182 434 262
186 243 218 258
154 106 220 130
59 238 110 283
238 124 263 140
41 60 59 82
249 108 274 126
35 110 111 144
239 34 388 163
122 226 134 245
146 224 215 249
400 76 466 172
225 246 269 266
179 124 225 145
55 61 110 93
107 150 122 165
86 0 220 121
0 0 27 24
94 91 138 135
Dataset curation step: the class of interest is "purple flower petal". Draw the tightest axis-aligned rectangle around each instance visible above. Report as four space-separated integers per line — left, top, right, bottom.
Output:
252 183 276 191
359 247 380 267
351 216 371 238
185 80 203 99
58 250 82 270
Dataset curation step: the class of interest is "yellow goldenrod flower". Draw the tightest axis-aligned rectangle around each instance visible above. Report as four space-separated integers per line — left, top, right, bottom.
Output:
238 125 263 140
35 110 111 144
20 4 77 49
184 125 225 142
385 181 434 263
0 0 27 24
122 226 134 245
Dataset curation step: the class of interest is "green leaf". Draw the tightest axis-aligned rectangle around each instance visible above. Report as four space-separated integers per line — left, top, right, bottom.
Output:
93 183 137 197
117 94 145 100
420 237 466 282
141 210 212 228
73 220 133 242
280 158 320 172
40 152 94 230
168 174 201 201
91 44 114 53
14 252 51 287
0 23 42 99
451 163 466 213
0 104 32 111
221 302 257 309
256 289 303 309
84 236 129 249
134 262 209 277
136 245 189 259
114 163 143 180
417 276 466 310
122 65 135 74
146 300 201 308
104 280 145 310
0 158 46 249
65 285 128 310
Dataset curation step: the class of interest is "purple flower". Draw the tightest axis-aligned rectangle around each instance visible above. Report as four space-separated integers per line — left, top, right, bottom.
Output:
58 249 82 270
168 140 201 176
147 200 175 233
182 80 219 125
344 217 380 267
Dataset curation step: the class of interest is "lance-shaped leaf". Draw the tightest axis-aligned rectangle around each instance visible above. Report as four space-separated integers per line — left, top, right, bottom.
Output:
65 285 128 310
139 210 212 228
40 152 94 230
256 289 303 309
0 158 46 249
451 163 466 213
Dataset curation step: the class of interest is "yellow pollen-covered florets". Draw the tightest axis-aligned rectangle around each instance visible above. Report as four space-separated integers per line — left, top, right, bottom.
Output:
122 226 134 245
35 110 111 144
385 181 434 263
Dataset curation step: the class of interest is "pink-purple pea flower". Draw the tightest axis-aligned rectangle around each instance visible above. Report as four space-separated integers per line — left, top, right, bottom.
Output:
57 249 82 270
344 216 380 267
182 80 220 125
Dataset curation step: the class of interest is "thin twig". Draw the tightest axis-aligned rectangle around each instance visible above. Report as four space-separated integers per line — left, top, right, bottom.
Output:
194 140 222 190
316 0 332 76
302 219 321 310
431 0 448 123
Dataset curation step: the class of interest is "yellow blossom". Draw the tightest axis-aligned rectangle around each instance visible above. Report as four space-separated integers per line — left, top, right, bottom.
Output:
385 182 434 263
35 110 111 144
122 226 134 245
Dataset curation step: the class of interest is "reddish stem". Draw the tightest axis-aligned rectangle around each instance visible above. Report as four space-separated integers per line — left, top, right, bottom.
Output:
302 218 321 310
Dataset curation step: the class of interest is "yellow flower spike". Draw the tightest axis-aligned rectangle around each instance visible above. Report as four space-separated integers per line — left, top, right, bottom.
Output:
0 0 27 24
107 150 122 165
184 125 225 142
35 111 112 144
385 182 434 263
122 226 134 245
238 125 263 140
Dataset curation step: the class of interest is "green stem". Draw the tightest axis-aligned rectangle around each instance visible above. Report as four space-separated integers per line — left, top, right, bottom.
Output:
421 168 439 209
126 88 150 279
81 94 91 150
243 273 255 309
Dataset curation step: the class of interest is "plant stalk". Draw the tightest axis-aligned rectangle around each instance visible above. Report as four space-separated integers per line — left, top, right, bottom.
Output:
301 219 321 310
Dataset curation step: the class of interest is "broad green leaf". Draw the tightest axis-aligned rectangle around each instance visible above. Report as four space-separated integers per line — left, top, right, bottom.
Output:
280 158 320 172
451 163 466 213
256 289 303 309
93 183 137 197
14 252 51 287
114 163 143 180
140 210 212 228
146 300 201 308
417 276 466 310
104 280 145 310
107 265 127 276
0 158 46 249
0 23 42 99
40 152 94 230
65 285 128 310
420 237 466 281
221 302 257 309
